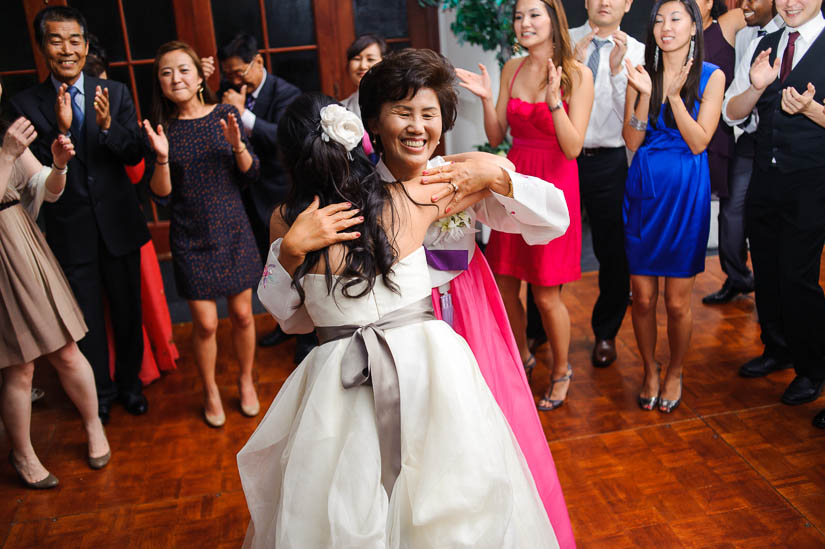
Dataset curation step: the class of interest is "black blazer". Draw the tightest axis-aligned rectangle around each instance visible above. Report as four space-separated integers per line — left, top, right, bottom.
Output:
220 72 301 225
9 76 150 266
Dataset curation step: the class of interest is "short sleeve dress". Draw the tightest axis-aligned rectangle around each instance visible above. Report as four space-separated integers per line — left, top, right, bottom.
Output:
161 103 262 300
0 156 87 368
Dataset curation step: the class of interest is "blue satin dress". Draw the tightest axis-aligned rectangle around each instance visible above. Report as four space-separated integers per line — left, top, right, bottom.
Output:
623 62 718 278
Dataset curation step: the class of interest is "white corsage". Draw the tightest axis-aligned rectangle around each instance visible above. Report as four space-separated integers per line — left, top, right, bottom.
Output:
431 209 477 245
320 104 364 156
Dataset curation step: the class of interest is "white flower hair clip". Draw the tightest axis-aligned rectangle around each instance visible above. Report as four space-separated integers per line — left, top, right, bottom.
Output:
319 104 364 160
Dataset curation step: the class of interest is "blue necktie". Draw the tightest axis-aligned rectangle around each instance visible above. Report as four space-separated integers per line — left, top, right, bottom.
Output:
587 38 608 85
68 85 84 141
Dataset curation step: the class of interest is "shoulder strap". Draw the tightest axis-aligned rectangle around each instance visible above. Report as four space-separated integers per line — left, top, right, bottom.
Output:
508 58 528 96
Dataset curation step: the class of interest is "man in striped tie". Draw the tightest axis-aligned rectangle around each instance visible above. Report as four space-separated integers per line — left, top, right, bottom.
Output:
568 0 645 368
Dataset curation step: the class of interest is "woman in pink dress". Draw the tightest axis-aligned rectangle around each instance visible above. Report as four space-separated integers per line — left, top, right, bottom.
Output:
457 0 593 411
259 48 576 548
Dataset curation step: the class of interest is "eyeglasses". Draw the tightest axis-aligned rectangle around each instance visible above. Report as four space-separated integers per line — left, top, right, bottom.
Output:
223 58 256 79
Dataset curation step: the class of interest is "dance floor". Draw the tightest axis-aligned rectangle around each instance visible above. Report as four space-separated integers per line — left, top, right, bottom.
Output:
3 257 825 547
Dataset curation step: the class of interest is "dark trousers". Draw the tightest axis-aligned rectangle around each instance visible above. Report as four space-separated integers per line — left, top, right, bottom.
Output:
578 147 630 340
62 244 143 404
745 164 825 379
717 152 754 289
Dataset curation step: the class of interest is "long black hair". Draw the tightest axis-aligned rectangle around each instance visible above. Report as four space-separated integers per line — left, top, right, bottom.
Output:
278 92 399 304
644 0 705 129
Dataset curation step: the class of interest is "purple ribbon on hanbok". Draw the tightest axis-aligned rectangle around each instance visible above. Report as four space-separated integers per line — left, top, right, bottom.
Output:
425 248 468 271
315 297 436 495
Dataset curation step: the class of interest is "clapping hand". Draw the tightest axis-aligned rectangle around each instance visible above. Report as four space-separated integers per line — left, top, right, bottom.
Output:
573 27 599 63
93 86 111 130
781 82 815 115
219 112 244 151
609 31 629 76
222 85 247 115
624 58 652 96
201 56 216 79
749 48 780 91
456 64 493 101
2 117 37 161
55 83 73 134
666 59 693 100
142 119 169 162
546 58 563 107
50 134 75 168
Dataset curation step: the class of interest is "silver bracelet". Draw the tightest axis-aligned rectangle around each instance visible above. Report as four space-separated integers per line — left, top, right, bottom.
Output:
51 162 68 175
628 114 647 131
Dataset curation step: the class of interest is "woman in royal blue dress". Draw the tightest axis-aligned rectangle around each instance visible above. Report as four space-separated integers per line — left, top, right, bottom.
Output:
622 0 724 413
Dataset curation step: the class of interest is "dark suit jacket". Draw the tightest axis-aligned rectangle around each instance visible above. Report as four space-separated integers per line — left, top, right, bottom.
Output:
220 71 301 227
10 76 150 266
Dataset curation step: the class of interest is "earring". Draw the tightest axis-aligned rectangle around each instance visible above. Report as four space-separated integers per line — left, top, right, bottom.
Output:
653 46 659 69
512 42 522 55
688 36 695 61
198 84 204 104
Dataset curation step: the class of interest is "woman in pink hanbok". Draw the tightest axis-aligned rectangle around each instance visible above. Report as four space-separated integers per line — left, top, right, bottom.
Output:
254 48 575 548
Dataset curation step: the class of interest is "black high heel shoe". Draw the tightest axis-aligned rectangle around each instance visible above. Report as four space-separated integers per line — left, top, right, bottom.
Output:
537 365 573 411
659 375 683 414
522 353 536 383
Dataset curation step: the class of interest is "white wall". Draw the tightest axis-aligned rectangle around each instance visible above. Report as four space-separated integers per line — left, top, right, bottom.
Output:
437 9 501 156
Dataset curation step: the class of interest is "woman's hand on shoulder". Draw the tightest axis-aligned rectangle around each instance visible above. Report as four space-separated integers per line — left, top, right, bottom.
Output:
279 197 363 262
419 154 512 212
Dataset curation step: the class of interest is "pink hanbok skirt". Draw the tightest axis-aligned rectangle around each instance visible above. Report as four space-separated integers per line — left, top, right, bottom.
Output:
431 244 575 548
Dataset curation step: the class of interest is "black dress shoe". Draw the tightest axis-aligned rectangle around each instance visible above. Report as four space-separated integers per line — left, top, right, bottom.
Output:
813 409 825 429
738 354 793 378
702 279 753 305
120 392 148 415
294 332 318 364
259 326 293 347
591 339 617 368
781 376 825 405
98 401 111 425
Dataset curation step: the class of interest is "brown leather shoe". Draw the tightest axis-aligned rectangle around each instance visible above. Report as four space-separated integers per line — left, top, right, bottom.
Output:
591 339 617 368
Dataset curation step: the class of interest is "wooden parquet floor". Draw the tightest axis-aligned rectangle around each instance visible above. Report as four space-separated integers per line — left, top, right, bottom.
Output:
3 257 825 548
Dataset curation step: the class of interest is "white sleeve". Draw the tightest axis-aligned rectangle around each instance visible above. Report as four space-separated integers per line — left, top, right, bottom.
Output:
257 239 315 334
240 109 257 131
722 40 759 127
21 166 62 219
473 168 570 245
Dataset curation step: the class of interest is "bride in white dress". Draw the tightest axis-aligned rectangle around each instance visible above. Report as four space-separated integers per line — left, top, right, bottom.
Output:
238 91 558 548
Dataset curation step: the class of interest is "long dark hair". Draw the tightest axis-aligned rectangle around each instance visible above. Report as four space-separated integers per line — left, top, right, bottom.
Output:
150 41 217 129
278 92 399 304
644 0 705 128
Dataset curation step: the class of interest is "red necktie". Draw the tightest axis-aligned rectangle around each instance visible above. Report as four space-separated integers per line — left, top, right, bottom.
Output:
780 31 799 83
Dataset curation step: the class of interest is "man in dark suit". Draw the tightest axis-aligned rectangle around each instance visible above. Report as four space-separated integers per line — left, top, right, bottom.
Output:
10 6 149 423
215 34 316 363
723 0 825 422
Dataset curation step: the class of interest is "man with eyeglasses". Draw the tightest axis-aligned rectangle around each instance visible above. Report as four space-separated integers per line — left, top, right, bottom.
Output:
205 34 312 362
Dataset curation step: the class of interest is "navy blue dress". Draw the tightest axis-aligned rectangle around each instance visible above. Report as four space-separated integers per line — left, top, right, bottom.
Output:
623 62 718 278
163 103 262 300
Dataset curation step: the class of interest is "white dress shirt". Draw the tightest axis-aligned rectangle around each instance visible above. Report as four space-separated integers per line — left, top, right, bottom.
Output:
240 70 268 131
568 22 645 148
723 12 824 127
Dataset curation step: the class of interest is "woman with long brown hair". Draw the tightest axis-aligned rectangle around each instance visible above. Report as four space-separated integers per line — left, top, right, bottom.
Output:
143 41 262 427
457 0 594 411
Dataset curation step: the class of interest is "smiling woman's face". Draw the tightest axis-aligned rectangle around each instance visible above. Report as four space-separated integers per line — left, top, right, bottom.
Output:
653 1 696 52
371 88 442 179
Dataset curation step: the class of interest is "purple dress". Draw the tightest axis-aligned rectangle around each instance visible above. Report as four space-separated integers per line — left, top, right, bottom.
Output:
704 21 735 197
162 104 262 300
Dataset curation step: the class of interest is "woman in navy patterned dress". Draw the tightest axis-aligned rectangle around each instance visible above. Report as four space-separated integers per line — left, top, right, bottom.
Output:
144 41 262 427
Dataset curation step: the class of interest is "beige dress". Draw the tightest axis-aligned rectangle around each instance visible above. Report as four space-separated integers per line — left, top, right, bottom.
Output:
0 150 87 368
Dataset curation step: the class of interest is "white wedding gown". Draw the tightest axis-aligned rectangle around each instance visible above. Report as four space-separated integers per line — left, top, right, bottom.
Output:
238 247 558 548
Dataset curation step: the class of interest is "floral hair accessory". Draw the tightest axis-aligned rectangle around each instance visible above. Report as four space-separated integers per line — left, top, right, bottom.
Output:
319 104 364 158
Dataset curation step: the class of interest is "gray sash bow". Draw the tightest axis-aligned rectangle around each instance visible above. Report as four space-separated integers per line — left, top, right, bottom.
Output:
315 296 435 494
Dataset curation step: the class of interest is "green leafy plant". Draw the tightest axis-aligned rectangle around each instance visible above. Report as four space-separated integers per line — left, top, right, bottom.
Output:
419 0 516 67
